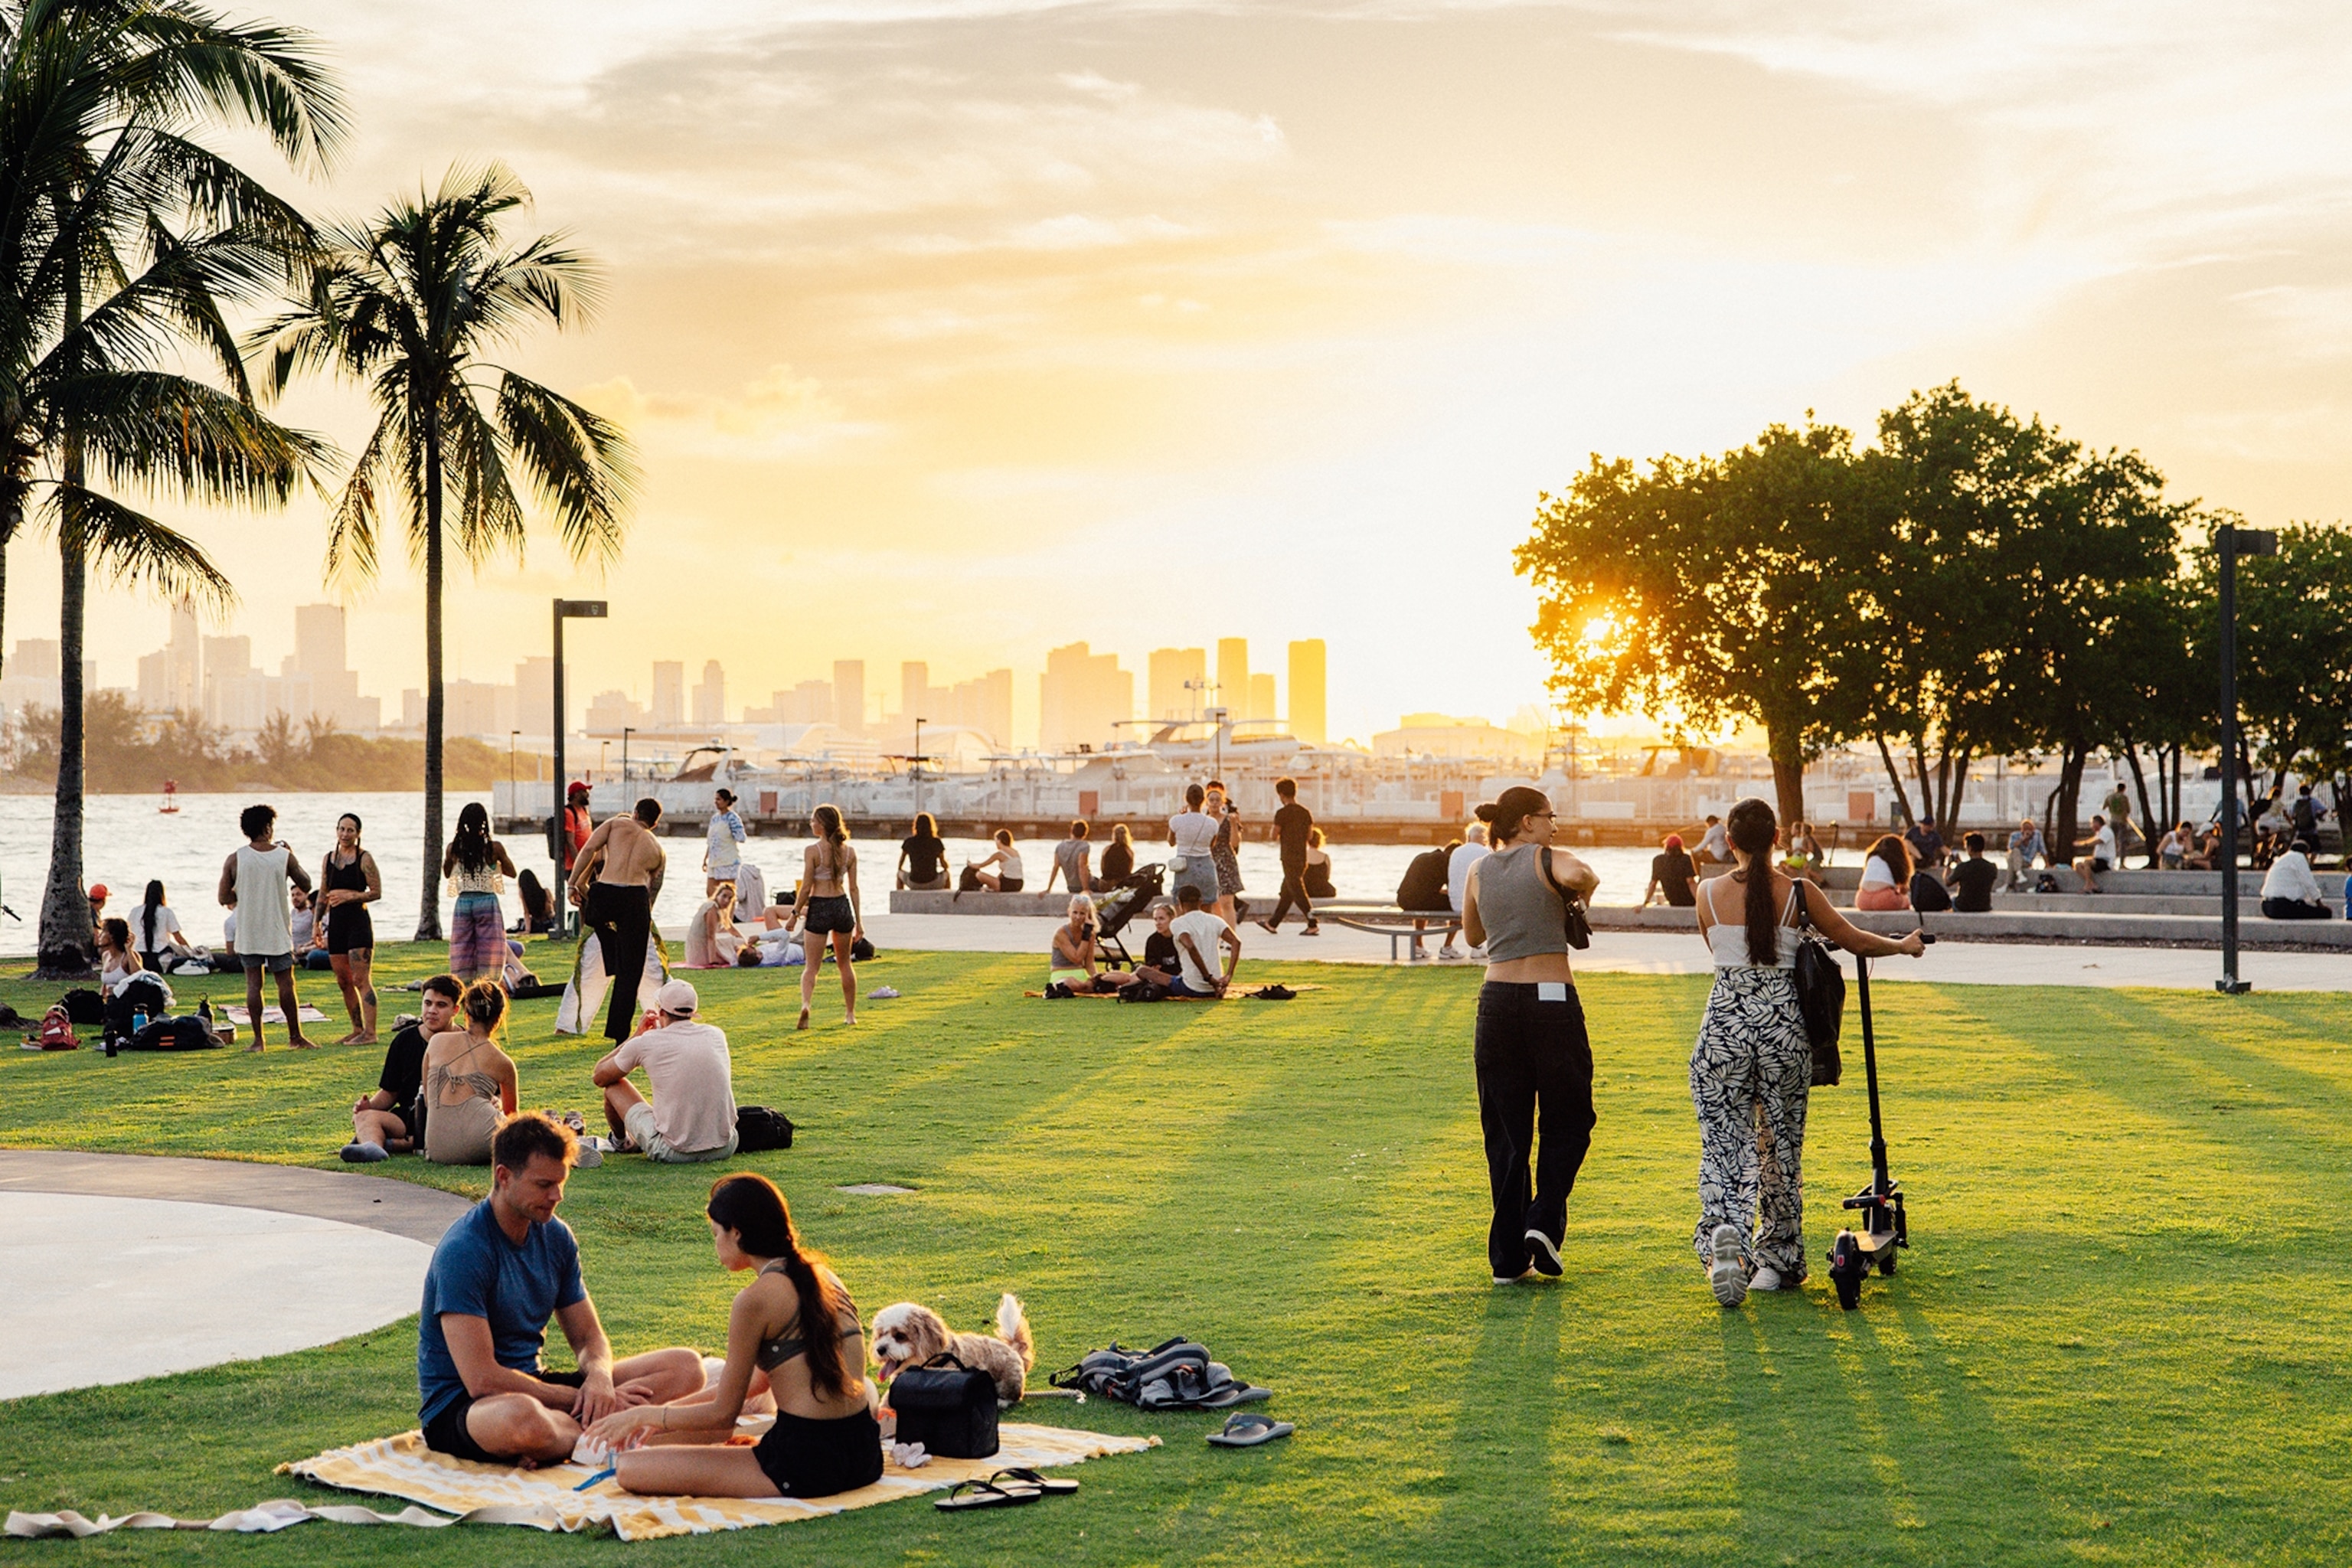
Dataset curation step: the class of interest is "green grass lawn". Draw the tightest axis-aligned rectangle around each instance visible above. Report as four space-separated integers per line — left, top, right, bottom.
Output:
2 945 2347 1565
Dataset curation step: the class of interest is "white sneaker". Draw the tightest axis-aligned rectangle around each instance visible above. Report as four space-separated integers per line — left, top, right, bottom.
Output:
1493 1267 1535 1285
1438 946 1462 960
1749 1266 1785 1292
1708 1223 1747 1306
1466 945 1488 961
1408 949 1432 962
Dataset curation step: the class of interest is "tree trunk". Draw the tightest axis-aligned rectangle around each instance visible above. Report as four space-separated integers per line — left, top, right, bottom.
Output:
36 522 90 977
1911 739 1936 831
2121 736 2159 868
1767 738 1803 833
1939 747 1973 841
2053 738 2089 867
1874 732 1917 830
414 401 446 942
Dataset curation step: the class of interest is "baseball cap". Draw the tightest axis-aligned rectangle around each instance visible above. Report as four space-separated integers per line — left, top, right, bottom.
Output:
568 780 591 799
654 979 698 1017
88 883 109 900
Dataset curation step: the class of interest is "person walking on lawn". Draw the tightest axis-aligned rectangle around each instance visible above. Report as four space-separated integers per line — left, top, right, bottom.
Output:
570 799 668 1045
217 803 314 1051
416 1112 704 1465
1259 776 1321 936
1459 786 1599 1285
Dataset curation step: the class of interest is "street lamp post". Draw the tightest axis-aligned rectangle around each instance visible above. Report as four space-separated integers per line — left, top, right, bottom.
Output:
2216 522 2276 995
508 730 518 802
1210 705 1227 779
549 597 608 941
622 726 635 782
913 716 926 824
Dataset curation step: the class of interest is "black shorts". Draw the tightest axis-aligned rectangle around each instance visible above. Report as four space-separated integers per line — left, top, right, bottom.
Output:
753 1407 884 1498
421 1367 585 1463
327 906 374 955
802 895 856 936
997 878 1024 893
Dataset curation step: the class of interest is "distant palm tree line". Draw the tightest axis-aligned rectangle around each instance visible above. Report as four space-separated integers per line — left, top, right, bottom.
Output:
0 1 635 972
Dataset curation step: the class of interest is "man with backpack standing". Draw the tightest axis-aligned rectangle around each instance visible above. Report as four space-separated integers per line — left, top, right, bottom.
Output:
1258 777 1321 936
217 803 314 1051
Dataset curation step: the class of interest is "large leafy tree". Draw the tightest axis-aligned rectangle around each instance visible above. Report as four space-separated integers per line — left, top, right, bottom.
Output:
1517 420 1870 828
2199 521 2352 838
250 165 635 940
0 0 345 975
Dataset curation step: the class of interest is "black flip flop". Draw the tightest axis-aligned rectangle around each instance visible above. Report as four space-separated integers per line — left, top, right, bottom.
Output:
1207 1412 1294 1447
990 1465 1079 1497
934 1479 1043 1511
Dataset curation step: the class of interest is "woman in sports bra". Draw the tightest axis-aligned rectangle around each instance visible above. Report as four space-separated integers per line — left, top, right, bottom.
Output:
792 805 863 1031
318 812 383 1044
593 1173 883 1501
1690 799 1922 1308
420 981 519 1165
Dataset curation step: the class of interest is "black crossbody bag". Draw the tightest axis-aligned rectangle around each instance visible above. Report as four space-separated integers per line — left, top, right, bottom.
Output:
889 1354 999 1459
1534 846 1593 951
1789 882 1844 1086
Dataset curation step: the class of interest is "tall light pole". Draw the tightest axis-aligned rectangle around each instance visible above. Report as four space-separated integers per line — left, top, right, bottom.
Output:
549 598 608 940
913 716 926 824
1210 705 1228 779
2216 522 2275 995
508 730 518 802
622 726 635 782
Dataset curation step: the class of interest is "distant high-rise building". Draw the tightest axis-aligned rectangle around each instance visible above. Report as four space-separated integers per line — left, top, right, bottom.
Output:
832 660 864 734
4 638 61 717
1216 639 1249 720
692 660 726 727
900 662 928 726
1147 647 1207 722
283 603 377 732
1039 642 1132 752
166 596 200 711
586 689 647 734
1249 673 1276 722
651 661 684 727
1288 639 1327 744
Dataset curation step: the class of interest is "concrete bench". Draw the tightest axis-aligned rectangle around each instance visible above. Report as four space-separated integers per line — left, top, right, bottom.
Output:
1586 903 2352 948
889 890 1083 916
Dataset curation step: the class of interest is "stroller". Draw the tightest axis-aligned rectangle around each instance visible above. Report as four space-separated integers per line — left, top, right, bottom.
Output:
1089 863 1167 970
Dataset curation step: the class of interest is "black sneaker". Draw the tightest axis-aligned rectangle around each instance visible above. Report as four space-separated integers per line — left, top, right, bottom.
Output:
1524 1227 1563 1276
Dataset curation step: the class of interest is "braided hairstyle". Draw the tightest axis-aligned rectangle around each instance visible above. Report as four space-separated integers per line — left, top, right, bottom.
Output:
707 1174 856 1397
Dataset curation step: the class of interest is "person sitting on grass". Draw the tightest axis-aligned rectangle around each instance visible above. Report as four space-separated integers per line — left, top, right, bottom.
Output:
1945 833 2001 913
216 802 313 1051
1165 883 1240 998
343 975 462 1162
1136 900 1181 982
422 982 521 1167
594 980 740 1163
589 1172 881 1501
417 1112 705 1467
1049 896 1137 995
684 883 744 969
2260 838 2334 920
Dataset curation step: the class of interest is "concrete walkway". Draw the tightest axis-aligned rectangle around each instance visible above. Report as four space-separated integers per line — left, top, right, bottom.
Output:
0 1152 469 1402
859 912 2352 992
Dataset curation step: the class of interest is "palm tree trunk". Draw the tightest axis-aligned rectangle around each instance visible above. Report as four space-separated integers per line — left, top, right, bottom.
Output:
415 400 446 941
36 521 90 976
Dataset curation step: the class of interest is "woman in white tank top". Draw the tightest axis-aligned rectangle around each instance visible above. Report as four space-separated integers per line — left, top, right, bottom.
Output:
1689 799 1922 1309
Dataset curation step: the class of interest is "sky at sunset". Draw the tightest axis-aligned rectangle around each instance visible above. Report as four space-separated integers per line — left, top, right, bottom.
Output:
15 0 2352 746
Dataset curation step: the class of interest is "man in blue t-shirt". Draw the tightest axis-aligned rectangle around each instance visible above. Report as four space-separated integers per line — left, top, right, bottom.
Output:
416 1112 703 1464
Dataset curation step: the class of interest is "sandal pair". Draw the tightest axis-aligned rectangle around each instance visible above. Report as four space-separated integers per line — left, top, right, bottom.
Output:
933 1467 1080 1511
1207 1412 1294 1447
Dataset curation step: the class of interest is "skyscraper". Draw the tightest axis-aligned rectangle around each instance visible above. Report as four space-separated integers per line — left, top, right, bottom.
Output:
833 660 865 733
692 660 726 726
167 596 200 711
1288 639 1327 743
1147 647 1207 721
1216 638 1249 720
651 661 684 727
1038 642 1132 752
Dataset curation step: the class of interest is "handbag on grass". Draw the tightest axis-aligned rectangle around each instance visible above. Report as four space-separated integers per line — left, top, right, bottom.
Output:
888 1354 999 1459
1533 844 1594 951
1790 884 1844 1086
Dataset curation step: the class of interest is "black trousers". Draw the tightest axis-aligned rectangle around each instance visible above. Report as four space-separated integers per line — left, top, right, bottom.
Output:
2262 897 2333 920
1475 981 1596 1278
1268 858 1315 928
583 884 652 1042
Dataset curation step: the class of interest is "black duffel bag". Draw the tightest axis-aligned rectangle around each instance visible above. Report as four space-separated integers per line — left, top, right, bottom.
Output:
734 1106 794 1152
889 1354 998 1459
126 1014 220 1051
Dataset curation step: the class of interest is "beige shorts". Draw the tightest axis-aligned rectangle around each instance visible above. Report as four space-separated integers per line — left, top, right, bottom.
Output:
623 1099 737 1164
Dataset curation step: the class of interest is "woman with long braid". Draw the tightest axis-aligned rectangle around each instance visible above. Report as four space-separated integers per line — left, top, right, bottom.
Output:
591 1174 881 1500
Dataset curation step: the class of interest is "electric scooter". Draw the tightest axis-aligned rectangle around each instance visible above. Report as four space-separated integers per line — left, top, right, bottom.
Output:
1826 930 1931 1310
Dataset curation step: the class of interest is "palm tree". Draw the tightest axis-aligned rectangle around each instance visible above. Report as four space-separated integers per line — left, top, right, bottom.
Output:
0 0 345 975
250 164 635 940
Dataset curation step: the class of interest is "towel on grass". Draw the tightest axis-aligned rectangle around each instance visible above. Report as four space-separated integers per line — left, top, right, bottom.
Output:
221 1004 331 1025
1025 983 1322 1000
276 1421 1158 1541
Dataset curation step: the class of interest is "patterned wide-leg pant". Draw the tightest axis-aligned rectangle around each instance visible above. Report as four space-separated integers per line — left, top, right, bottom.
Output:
1689 966 1812 1278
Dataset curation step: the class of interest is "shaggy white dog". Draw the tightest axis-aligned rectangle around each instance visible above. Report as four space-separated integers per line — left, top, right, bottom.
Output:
870 1294 1034 1406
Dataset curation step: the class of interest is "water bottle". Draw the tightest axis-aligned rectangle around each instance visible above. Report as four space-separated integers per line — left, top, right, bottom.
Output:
131 1006 148 1036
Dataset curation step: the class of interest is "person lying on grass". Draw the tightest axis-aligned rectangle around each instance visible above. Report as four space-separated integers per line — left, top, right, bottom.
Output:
417 1112 704 1468
1049 896 1138 994
1166 883 1241 998
341 974 459 1162
587 1172 884 1501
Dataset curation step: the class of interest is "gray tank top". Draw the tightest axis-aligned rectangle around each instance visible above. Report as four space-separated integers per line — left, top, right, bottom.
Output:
1476 844 1566 963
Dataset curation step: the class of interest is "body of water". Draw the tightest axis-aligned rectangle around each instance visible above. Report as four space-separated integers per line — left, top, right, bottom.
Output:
0 794 1710 957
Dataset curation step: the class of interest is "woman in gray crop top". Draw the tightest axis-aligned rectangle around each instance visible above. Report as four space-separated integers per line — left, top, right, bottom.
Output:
593 1173 883 1501
1459 786 1600 1286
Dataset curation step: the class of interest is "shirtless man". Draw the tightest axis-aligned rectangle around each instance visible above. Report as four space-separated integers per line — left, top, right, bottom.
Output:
570 798 668 1045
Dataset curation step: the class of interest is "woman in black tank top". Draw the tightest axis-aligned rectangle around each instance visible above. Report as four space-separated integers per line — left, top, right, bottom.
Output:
318 814 383 1044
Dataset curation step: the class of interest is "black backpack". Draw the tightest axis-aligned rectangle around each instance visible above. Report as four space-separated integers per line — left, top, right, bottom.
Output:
127 1014 220 1051
1048 1338 1270 1410
734 1106 794 1152
1909 870 1953 913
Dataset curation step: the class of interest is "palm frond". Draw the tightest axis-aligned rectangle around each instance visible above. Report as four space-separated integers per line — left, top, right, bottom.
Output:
41 479 235 610
495 372 634 563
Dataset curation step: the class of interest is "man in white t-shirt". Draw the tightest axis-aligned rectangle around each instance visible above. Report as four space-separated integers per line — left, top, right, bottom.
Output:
1441 825 1491 961
1165 884 1240 998
592 979 739 1163
2070 814 2118 893
704 789 747 895
1696 815 1730 867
